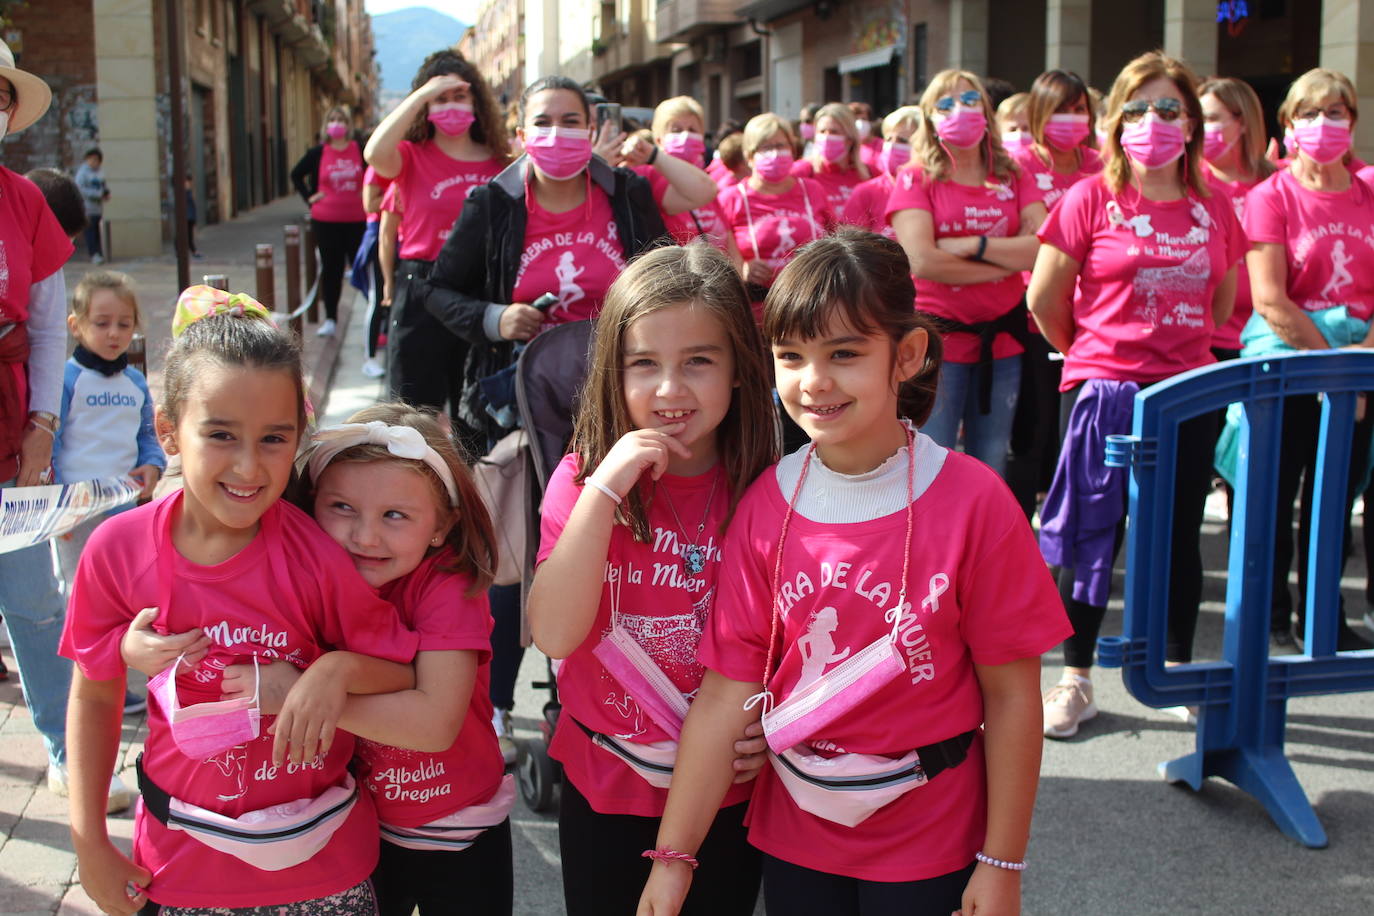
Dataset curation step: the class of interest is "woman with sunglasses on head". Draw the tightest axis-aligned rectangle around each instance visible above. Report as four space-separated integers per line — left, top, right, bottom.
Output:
364 49 511 452
1029 51 1245 739
1219 68 1374 652
889 70 1047 480
788 103 870 215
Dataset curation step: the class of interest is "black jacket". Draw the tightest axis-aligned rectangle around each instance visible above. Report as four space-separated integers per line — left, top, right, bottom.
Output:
421 154 667 442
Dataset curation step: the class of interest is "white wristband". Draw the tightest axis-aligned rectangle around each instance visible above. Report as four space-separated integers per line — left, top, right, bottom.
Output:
586 477 622 505
975 852 1027 871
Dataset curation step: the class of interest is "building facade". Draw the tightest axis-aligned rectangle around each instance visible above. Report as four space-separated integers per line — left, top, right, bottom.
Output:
1 0 378 257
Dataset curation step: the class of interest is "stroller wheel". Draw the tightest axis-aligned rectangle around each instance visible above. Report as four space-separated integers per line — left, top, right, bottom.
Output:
517 738 558 813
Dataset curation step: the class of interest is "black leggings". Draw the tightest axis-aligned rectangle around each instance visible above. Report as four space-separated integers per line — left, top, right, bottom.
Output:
364 253 388 359
1006 332 1064 519
372 819 514 916
314 219 366 321
488 583 525 711
558 779 760 916
761 855 975 916
387 260 471 434
1056 383 1218 668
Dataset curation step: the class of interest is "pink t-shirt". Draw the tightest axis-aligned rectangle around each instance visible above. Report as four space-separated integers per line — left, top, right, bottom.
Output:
841 173 897 238
512 178 626 327
860 137 884 173
1011 145 1102 212
1207 173 1261 350
885 168 1037 363
718 178 833 279
1243 167 1374 323
1358 164 1374 189
0 167 73 323
58 494 420 908
633 165 732 251
700 449 1069 882
536 454 753 817
363 165 392 225
791 158 866 213
355 551 503 828
395 140 503 261
311 141 366 224
1038 177 1245 390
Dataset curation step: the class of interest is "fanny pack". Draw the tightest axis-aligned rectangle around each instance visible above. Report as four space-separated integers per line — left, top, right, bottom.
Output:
575 717 677 789
769 729 977 827
379 773 516 852
591 571 691 741
136 754 358 872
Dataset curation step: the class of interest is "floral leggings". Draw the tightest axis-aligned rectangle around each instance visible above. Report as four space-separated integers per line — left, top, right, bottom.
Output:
141 880 376 916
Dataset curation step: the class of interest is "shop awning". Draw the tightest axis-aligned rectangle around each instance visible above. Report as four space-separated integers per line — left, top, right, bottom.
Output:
838 44 898 74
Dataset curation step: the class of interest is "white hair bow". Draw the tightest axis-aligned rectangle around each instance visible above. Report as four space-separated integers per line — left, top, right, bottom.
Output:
307 420 459 506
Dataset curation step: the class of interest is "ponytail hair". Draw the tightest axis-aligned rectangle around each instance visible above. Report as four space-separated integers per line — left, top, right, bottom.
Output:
764 229 943 426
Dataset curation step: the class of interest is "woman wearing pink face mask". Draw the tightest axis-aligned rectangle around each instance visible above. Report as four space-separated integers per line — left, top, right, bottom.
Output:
625 95 741 264
889 69 1047 480
789 103 870 213
1218 67 1374 652
840 106 921 237
290 105 367 337
1029 52 1245 739
717 113 834 309
364 50 511 450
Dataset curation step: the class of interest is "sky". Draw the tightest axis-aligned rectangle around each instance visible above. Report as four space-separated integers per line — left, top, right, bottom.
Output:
364 0 481 20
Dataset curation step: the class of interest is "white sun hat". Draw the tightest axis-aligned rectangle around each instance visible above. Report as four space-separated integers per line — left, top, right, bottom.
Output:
0 38 53 134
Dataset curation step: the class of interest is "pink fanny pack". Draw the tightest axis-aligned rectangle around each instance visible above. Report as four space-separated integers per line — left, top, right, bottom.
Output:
379 773 516 851
136 754 358 871
591 573 692 741
576 718 678 789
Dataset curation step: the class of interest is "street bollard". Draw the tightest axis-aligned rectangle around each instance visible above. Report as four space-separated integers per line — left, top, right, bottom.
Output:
127 333 147 376
203 273 229 291
303 218 319 324
284 225 302 320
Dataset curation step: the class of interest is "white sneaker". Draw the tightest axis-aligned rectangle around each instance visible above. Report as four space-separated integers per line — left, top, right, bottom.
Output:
492 708 517 766
316 318 337 337
361 357 385 379
92 253 105 265
1042 675 1097 739
48 764 135 814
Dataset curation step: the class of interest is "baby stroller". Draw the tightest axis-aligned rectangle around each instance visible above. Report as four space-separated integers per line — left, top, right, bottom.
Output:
511 319 594 813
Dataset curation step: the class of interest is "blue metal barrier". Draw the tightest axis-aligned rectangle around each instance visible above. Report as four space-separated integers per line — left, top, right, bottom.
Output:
1096 351 1374 848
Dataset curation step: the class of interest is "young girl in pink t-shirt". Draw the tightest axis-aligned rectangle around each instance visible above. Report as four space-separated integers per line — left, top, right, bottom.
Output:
60 294 420 915
638 230 1069 916
526 242 778 915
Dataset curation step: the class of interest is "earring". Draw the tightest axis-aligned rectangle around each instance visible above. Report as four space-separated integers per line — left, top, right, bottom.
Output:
431 535 443 545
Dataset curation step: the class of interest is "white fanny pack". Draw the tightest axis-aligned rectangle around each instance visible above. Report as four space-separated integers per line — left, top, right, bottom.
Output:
591 572 692 741
577 718 678 789
136 754 358 871
379 773 516 851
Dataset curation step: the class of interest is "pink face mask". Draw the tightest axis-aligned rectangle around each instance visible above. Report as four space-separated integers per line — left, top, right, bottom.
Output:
879 140 912 177
1001 130 1032 153
1120 114 1187 169
1292 116 1351 165
662 130 706 166
149 655 261 760
1202 123 1236 163
523 126 593 180
1044 114 1091 151
428 103 476 137
753 149 795 182
935 107 987 148
799 123 816 141
326 122 348 140
816 133 848 164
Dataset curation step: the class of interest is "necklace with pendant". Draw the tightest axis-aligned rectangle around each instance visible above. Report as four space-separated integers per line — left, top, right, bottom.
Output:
658 466 722 576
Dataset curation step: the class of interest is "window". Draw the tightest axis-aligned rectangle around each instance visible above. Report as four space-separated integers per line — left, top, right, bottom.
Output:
912 23 928 95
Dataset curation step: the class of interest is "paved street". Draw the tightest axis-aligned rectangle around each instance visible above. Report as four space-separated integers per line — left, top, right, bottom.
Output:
1 199 1371 913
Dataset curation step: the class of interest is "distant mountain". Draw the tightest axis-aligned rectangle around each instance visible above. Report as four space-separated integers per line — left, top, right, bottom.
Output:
372 7 468 94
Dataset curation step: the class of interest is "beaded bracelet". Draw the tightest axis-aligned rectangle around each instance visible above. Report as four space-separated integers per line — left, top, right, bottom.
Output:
975 851 1027 871
642 847 699 870
587 478 622 505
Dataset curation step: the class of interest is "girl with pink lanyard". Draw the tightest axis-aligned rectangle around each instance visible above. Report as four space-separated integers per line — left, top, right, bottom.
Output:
364 49 511 448
637 231 1069 916
788 103 871 214
290 106 366 338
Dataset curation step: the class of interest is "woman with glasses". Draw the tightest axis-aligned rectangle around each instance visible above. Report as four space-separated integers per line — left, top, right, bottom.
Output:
889 69 1046 479
788 102 871 215
718 113 834 310
1220 68 1374 651
1029 51 1245 739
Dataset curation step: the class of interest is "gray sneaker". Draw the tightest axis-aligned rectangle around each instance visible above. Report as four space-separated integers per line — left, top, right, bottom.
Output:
1043 676 1097 739
492 708 517 766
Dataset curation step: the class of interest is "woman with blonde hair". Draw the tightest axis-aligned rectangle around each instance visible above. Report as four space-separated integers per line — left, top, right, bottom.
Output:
841 106 921 237
718 112 833 305
788 102 870 213
1029 51 1245 738
1221 67 1374 651
1198 76 1276 359
888 69 1046 478
996 92 1032 155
